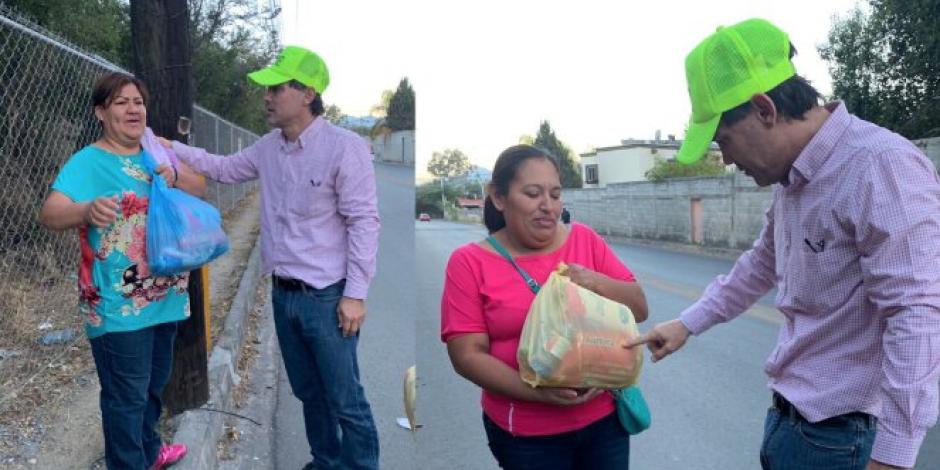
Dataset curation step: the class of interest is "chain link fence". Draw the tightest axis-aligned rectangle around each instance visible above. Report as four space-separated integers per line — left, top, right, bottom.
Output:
0 4 259 459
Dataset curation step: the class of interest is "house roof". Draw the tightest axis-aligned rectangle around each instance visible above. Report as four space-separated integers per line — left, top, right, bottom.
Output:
456 197 484 208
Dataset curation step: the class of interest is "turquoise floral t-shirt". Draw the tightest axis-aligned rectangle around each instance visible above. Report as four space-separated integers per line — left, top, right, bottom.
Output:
52 145 190 338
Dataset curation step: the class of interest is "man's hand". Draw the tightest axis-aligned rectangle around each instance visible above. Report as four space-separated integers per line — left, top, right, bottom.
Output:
865 460 908 470
155 164 177 187
84 195 120 227
337 297 367 337
566 263 601 292
623 319 691 362
531 387 602 406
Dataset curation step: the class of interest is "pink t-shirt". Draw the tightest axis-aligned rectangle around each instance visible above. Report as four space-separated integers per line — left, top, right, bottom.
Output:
441 223 636 436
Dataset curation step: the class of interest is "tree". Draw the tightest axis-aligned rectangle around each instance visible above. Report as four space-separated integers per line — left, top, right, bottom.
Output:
533 121 582 188
518 134 535 145
645 152 727 182
369 89 394 118
819 1 940 139
386 77 415 131
6 0 132 66
8 0 282 135
323 104 344 125
428 148 471 178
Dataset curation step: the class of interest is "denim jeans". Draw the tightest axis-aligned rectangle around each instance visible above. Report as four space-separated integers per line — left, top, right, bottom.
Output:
760 399 877 470
483 412 630 470
271 279 379 470
89 321 177 470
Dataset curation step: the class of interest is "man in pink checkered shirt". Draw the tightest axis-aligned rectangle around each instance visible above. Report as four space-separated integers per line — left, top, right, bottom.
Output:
629 19 940 470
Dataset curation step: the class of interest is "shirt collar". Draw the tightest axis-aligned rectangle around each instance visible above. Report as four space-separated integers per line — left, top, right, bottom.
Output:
278 116 324 151
787 101 851 186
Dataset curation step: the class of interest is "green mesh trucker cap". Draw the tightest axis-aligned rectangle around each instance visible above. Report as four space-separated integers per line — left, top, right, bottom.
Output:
248 46 330 94
677 18 796 164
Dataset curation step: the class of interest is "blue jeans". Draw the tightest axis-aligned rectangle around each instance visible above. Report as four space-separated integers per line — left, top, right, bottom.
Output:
483 412 630 470
271 278 379 470
760 396 877 470
89 321 177 470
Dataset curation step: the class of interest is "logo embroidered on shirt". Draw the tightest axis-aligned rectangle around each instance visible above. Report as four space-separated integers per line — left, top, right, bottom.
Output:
804 238 826 253
310 179 321 187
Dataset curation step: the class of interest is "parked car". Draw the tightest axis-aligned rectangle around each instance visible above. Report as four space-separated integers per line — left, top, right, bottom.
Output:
418 213 431 222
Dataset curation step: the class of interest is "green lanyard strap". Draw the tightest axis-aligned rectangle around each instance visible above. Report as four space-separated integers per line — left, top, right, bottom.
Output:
486 236 540 294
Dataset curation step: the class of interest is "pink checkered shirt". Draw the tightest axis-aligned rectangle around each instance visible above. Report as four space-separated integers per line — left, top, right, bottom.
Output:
172 117 379 300
680 102 940 468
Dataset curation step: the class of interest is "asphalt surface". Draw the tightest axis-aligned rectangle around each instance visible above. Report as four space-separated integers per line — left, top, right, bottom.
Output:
415 219 940 470
273 163 416 470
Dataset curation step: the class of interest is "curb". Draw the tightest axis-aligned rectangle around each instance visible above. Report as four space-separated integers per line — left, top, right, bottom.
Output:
171 239 263 470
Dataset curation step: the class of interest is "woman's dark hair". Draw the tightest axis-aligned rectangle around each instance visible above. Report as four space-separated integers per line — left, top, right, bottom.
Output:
91 72 149 109
483 144 560 233
719 43 821 128
287 80 325 116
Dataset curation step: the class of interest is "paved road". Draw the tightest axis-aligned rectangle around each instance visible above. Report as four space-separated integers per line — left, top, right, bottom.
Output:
416 219 940 470
273 163 416 470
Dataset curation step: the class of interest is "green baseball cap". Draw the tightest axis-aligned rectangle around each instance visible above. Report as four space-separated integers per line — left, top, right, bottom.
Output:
677 18 796 164
248 45 330 94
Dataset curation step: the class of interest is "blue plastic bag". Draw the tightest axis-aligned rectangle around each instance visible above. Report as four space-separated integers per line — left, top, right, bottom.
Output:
141 150 229 276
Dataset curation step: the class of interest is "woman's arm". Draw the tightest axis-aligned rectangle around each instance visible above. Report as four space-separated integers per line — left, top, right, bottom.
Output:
38 191 118 231
567 264 650 322
447 333 602 406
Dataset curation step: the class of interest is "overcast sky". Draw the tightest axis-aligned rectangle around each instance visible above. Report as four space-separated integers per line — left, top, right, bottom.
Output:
279 0 863 179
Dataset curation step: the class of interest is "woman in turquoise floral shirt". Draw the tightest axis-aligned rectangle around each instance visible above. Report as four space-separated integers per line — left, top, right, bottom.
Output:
39 72 206 470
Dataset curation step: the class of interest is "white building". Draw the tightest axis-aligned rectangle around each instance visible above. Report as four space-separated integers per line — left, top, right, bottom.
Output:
580 136 720 188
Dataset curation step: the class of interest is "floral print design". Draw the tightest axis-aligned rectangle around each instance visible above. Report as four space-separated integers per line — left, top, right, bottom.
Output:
95 191 188 317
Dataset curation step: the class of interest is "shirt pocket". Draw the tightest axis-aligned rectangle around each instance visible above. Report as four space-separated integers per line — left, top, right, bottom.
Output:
788 232 859 314
287 171 335 219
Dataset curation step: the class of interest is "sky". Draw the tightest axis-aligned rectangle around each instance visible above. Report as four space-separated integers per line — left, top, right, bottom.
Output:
279 0 863 180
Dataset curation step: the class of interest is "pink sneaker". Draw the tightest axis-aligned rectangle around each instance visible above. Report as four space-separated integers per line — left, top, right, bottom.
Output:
149 443 187 470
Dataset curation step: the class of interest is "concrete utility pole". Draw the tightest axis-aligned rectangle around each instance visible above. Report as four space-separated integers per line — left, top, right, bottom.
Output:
130 0 209 414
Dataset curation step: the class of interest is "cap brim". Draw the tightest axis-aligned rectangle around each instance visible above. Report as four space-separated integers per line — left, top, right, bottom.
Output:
677 115 720 164
247 67 291 86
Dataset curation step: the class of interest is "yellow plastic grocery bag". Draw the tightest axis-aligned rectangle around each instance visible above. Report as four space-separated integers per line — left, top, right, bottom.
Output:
517 263 643 389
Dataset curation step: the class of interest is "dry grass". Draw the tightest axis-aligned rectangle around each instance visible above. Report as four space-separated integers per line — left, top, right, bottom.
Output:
0 191 261 465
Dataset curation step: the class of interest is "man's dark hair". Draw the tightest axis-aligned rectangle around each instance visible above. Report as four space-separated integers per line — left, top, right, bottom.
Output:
719 43 821 128
287 80 324 116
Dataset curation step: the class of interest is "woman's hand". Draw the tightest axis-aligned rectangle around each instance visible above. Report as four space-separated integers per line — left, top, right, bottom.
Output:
155 164 177 187
567 263 601 292
84 195 120 227
531 387 603 406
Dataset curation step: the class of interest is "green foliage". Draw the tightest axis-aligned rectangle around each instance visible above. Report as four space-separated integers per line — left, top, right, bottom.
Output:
645 152 727 182
6 0 133 66
370 89 394 118
8 0 281 135
415 180 462 218
428 148 471 177
819 1 940 138
386 77 415 131
533 121 582 188
323 104 344 125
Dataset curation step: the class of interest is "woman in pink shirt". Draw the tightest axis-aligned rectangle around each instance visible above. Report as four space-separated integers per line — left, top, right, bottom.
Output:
441 144 649 469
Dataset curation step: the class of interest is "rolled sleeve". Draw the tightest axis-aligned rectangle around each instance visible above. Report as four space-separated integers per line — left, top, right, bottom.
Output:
336 138 380 300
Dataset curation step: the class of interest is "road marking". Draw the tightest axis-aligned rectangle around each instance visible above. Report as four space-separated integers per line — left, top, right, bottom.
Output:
635 270 784 326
